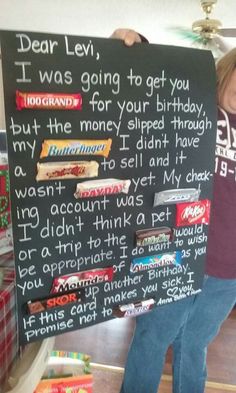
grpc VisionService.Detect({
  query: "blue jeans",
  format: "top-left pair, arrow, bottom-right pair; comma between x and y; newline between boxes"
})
120,275 -> 236,393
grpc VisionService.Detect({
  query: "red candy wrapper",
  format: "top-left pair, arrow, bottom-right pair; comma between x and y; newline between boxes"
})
35,374 -> 93,393
176,199 -> 211,227
51,266 -> 114,294
27,290 -> 85,315
16,90 -> 82,110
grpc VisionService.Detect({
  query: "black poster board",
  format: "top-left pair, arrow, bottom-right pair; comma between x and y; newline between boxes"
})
0,31 -> 217,345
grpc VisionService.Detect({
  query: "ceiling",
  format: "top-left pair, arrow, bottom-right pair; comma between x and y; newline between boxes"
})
0,0 -> 235,48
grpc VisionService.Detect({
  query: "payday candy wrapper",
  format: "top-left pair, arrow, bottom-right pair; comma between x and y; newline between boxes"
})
40,138 -> 112,158
136,226 -> 173,247
176,199 -> 211,227
131,251 -> 182,273
27,289 -> 85,314
113,298 -> 155,318
36,160 -> 99,181
51,266 -> 114,294
74,178 -> 131,198
154,188 -> 200,206
16,90 -> 82,110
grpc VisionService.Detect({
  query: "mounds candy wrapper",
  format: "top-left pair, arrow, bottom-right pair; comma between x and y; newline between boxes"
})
130,251 -> 182,273
176,199 -> 211,227
36,160 -> 99,181
50,266 -> 114,294
113,298 -> 155,318
40,138 -> 112,158
74,178 -> 131,199
16,90 -> 82,110
136,226 -> 173,247
153,188 -> 200,206
27,289 -> 85,314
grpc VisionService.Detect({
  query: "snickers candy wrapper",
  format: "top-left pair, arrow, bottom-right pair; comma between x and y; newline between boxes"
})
154,188 -> 200,206
131,251 -> 182,273
51,266 -> 114,294
16,90 -> 82,110
36,160 -> 99,181
27,289 -> 84,315
176,199 -> 211,227
136,226 -> 173,246
40,138 -> 112,158
113,298 -> 155,318
74,178 -> 131,199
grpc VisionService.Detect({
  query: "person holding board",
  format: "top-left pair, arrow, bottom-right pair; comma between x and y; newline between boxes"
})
111,29 -> 236,393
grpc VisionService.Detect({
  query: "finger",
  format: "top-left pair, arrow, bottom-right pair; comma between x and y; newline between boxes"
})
110,29 -> 127,40
124,30 -> 141,46
110,29 -> 141,46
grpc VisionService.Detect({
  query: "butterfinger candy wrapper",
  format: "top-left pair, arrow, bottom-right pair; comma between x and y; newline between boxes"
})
36,161 -> 99,181
40,138 -> 112,158
130,251 -> 182,273
154,188 -> 200,206
51,267 -> 114,294
113,298 -> 155,318
136,226 -> 173,247
176,199 -> 211,227
27,290 -> 84,314
16,90 -> 82,110
74,178 -> 131,199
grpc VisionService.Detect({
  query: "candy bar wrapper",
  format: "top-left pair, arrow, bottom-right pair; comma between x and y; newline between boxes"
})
113,298 -> 155,318
131,251 -> 182,273
51,267 -> 114,294
27,290 -> 85,315
35,374 -> 93,393
36,161 -> 99,181
154,188 -> 200,206
74,178 -> 131,199
16,90 -> 82,110
40,138 -> 112,159
136,226 -> 173,247
176,199 -> 211,227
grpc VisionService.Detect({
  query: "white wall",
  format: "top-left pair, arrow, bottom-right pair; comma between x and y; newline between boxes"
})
0,0 -> 200,43
1,0 -> 236,43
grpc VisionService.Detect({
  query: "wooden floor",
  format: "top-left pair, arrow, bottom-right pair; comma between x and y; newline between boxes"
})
55,308 -> 236,393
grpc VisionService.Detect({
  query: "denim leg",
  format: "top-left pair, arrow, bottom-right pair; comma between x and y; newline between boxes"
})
120,296 -> 194,393
172,275 -> 236,393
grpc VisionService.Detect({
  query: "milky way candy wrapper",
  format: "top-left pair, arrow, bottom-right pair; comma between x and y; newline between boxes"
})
154,188 -> 200,206
136,226 -> 173,247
